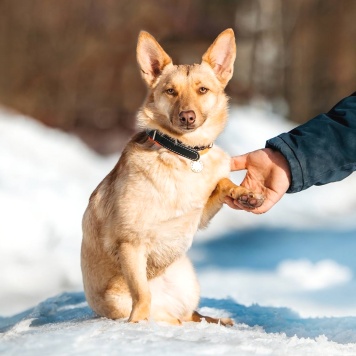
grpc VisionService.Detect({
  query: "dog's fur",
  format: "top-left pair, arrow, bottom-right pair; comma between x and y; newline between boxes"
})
81,29 -> 263,326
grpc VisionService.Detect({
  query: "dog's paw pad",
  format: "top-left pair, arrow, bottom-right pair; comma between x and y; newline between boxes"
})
236,192 -> 264,209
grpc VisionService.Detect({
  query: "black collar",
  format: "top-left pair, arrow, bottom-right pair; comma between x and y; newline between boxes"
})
146,130 -> 213,161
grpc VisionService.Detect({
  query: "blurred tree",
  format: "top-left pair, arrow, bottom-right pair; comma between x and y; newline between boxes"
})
281,0 -> 356,121
0,0 -> 355,153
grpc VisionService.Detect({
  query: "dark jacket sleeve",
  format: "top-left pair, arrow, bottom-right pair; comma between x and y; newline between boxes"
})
266,92 -> 356,193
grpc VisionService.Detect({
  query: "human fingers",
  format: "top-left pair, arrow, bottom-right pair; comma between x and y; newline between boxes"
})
224,196 -> 242,210
230,154 -> 248,171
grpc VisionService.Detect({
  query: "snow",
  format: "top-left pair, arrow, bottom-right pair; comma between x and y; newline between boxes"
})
276,259 -> 352,291
2,294 -> 356,355
1,105 -> 356,354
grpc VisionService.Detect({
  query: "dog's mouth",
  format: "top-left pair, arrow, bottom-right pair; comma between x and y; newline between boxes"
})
171,121 -> 197,133
180,123 -> 196,131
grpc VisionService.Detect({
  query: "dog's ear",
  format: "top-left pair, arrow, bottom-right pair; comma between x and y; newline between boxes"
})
137,31 -> 172,87
202,29 -> 236,87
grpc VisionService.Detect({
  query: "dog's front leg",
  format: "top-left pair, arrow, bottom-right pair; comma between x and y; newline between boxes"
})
118,242 -> 151,322
200,178 -> 264,228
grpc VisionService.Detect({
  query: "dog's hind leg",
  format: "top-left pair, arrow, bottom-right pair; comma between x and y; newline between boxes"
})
149,255 -> 200,325
101,290 -> 132,320
185,311 -> 234,327
149,255 -> 234,326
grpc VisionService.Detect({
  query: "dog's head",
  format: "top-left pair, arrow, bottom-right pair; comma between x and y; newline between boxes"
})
136,29 -> 236,146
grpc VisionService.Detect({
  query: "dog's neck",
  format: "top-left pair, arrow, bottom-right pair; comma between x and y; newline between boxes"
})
146,130 -> 213,161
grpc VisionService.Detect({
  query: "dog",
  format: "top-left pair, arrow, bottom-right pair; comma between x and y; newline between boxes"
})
81,28 -> 264,326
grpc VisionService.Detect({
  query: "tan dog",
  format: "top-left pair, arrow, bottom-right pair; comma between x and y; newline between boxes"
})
81,29 -> 263,326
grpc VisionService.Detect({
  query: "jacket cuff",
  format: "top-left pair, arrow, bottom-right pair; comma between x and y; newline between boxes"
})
265,136 -> 304,193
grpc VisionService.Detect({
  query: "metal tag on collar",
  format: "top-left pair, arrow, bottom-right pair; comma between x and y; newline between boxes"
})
190,160 -> 204,173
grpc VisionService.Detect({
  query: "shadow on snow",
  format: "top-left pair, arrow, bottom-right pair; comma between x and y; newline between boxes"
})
0,292 -> 95,333
1,292 -> 356,344
201,297 -> 356,344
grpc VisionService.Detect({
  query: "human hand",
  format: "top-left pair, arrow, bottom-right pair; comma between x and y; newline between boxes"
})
226,148 -> 291,214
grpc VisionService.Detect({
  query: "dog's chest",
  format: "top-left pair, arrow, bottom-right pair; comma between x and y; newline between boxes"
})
138,146 -> 230,215
142,148 -> 229,268
154,151 -> 218,207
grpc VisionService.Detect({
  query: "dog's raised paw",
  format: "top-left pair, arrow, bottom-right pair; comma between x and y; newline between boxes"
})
229,188 -> 264,209
238,192 -> 264,209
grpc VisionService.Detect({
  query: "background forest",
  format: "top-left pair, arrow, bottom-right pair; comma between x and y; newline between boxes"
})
0,0 -> 355,154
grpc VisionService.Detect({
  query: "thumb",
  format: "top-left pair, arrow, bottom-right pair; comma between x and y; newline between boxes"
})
230,154 -> 248,171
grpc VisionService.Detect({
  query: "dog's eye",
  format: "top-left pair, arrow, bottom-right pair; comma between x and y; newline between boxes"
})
199,87 -> 208,94
166,88 -> 176,95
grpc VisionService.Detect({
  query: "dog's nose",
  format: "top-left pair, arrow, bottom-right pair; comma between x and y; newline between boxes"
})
179,110 -> 196,125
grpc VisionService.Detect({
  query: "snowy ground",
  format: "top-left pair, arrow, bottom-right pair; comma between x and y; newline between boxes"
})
1,105 -> 356,354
